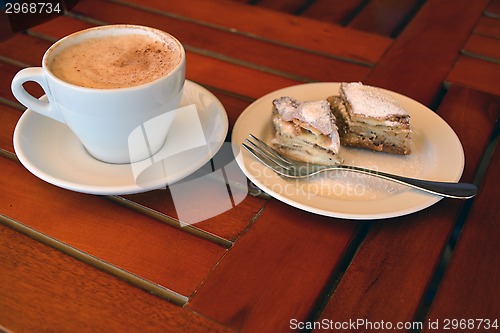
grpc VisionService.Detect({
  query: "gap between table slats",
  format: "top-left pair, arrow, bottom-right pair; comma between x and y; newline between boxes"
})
0,213 -> 189,306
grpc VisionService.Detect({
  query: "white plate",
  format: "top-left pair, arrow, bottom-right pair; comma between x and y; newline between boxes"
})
14,80 -> 229,195
232,82 -> 465,220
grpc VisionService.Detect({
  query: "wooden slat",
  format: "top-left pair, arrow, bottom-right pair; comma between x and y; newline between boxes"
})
25,15 -> 310,101
123,180 -> 267,242
1,2 -> 497,333
366,0 -> 490,106
474,16 -> 500,38
318,205 -> 466,331
0,21 -> 269,255
0,32 -> 57,104
0,26 -> 256,128
447,56 -> 500,97
70,0 -> 371,84
28,14 -> 94,40
0,104 -> 21,153
0,10 -> 13,42
0,62 -> 44,103
423,129 -> 500,331
462,34 -> 500,62
184,52 -> 303,99
188,199 -> 359,332
108,0 -> 392,65
348,0 -> 422,37
485,0 -> 500,17
0,33 -> 50,64
432,86 -> 499,177
234,0 -> 421,37
473,3 -> 500,100
249,0 -> 307,14
0,224 -> 233,333
0,20 -> 270,244
1,3 -> 361,244
315,85 -> 498,331
206,90 -> 254,129
301,0 -> 365,25
0,153 -> 227,297
4,30 -> 272,121
6,16 -> 300,101
119,141 -> 267,241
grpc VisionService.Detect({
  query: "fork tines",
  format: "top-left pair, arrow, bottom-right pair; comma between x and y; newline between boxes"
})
242,135 -> 291,174
248,135 -> 291,164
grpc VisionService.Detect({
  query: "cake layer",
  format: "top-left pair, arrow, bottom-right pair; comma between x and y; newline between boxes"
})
271,97 -> 341,165
329,83 -> 412,155
340,82 -> 409,122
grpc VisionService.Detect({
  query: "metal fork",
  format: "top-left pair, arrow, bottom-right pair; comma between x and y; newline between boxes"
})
242,134 -> 477,199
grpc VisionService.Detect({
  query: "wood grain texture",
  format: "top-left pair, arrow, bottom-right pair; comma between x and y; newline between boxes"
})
435,86 -> 499,181
27,12 -> 304,99
365,0 -> 490,106
0,224 -> 233,333
251,0 -> 307,14
2,16 -> 290,125
348,0 -> 422,37
0,155 -> 227,297
474,16 -> 500,38
423,130 -> 500,330
71,0 -> 371,84
315,85 -> 498,331
301,0 -> 365,25
123,182 -> 266,242
188,199 -> 359,332
0,33 -> 50,65
485,0 -> 500,17
108,0 -> 392,64
243,0 -> 420,38
206,90 -> 254,129
447,56 -> 500,97
462,34 -> 500,61
0,62 -> 44,103
1,0 -> 499,331
0,104 -> 21,153
448,9 -> 500,96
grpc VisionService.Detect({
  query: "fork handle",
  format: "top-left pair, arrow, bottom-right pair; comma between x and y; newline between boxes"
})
339,165 -> 477,199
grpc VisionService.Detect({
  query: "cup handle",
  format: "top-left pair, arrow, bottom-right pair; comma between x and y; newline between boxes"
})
11,67 -> 65,123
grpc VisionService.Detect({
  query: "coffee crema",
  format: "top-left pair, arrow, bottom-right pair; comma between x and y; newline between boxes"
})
49,34 -> 181,89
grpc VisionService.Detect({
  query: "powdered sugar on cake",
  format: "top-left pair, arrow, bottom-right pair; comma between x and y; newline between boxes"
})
272,96 -> 341,165
273,97 -> 335,136
273,96 -> 299,122
329,82 -> 412,155
341,82 -> 408,119
295,101 -> 335,135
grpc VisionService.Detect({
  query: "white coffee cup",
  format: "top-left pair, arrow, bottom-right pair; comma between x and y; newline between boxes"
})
11,24 -> 186,164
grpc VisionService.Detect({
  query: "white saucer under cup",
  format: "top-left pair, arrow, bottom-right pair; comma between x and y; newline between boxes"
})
13,80 -> 229,195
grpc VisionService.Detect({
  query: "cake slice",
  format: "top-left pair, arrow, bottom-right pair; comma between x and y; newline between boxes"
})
271,96 -> 342,165
328,82 -> 411,155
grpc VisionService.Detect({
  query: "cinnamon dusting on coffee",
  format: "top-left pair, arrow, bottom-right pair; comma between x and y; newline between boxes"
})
50,34 -> 181,89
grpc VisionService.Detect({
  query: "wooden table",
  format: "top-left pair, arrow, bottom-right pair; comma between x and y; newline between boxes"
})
1,0 -> 499,332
